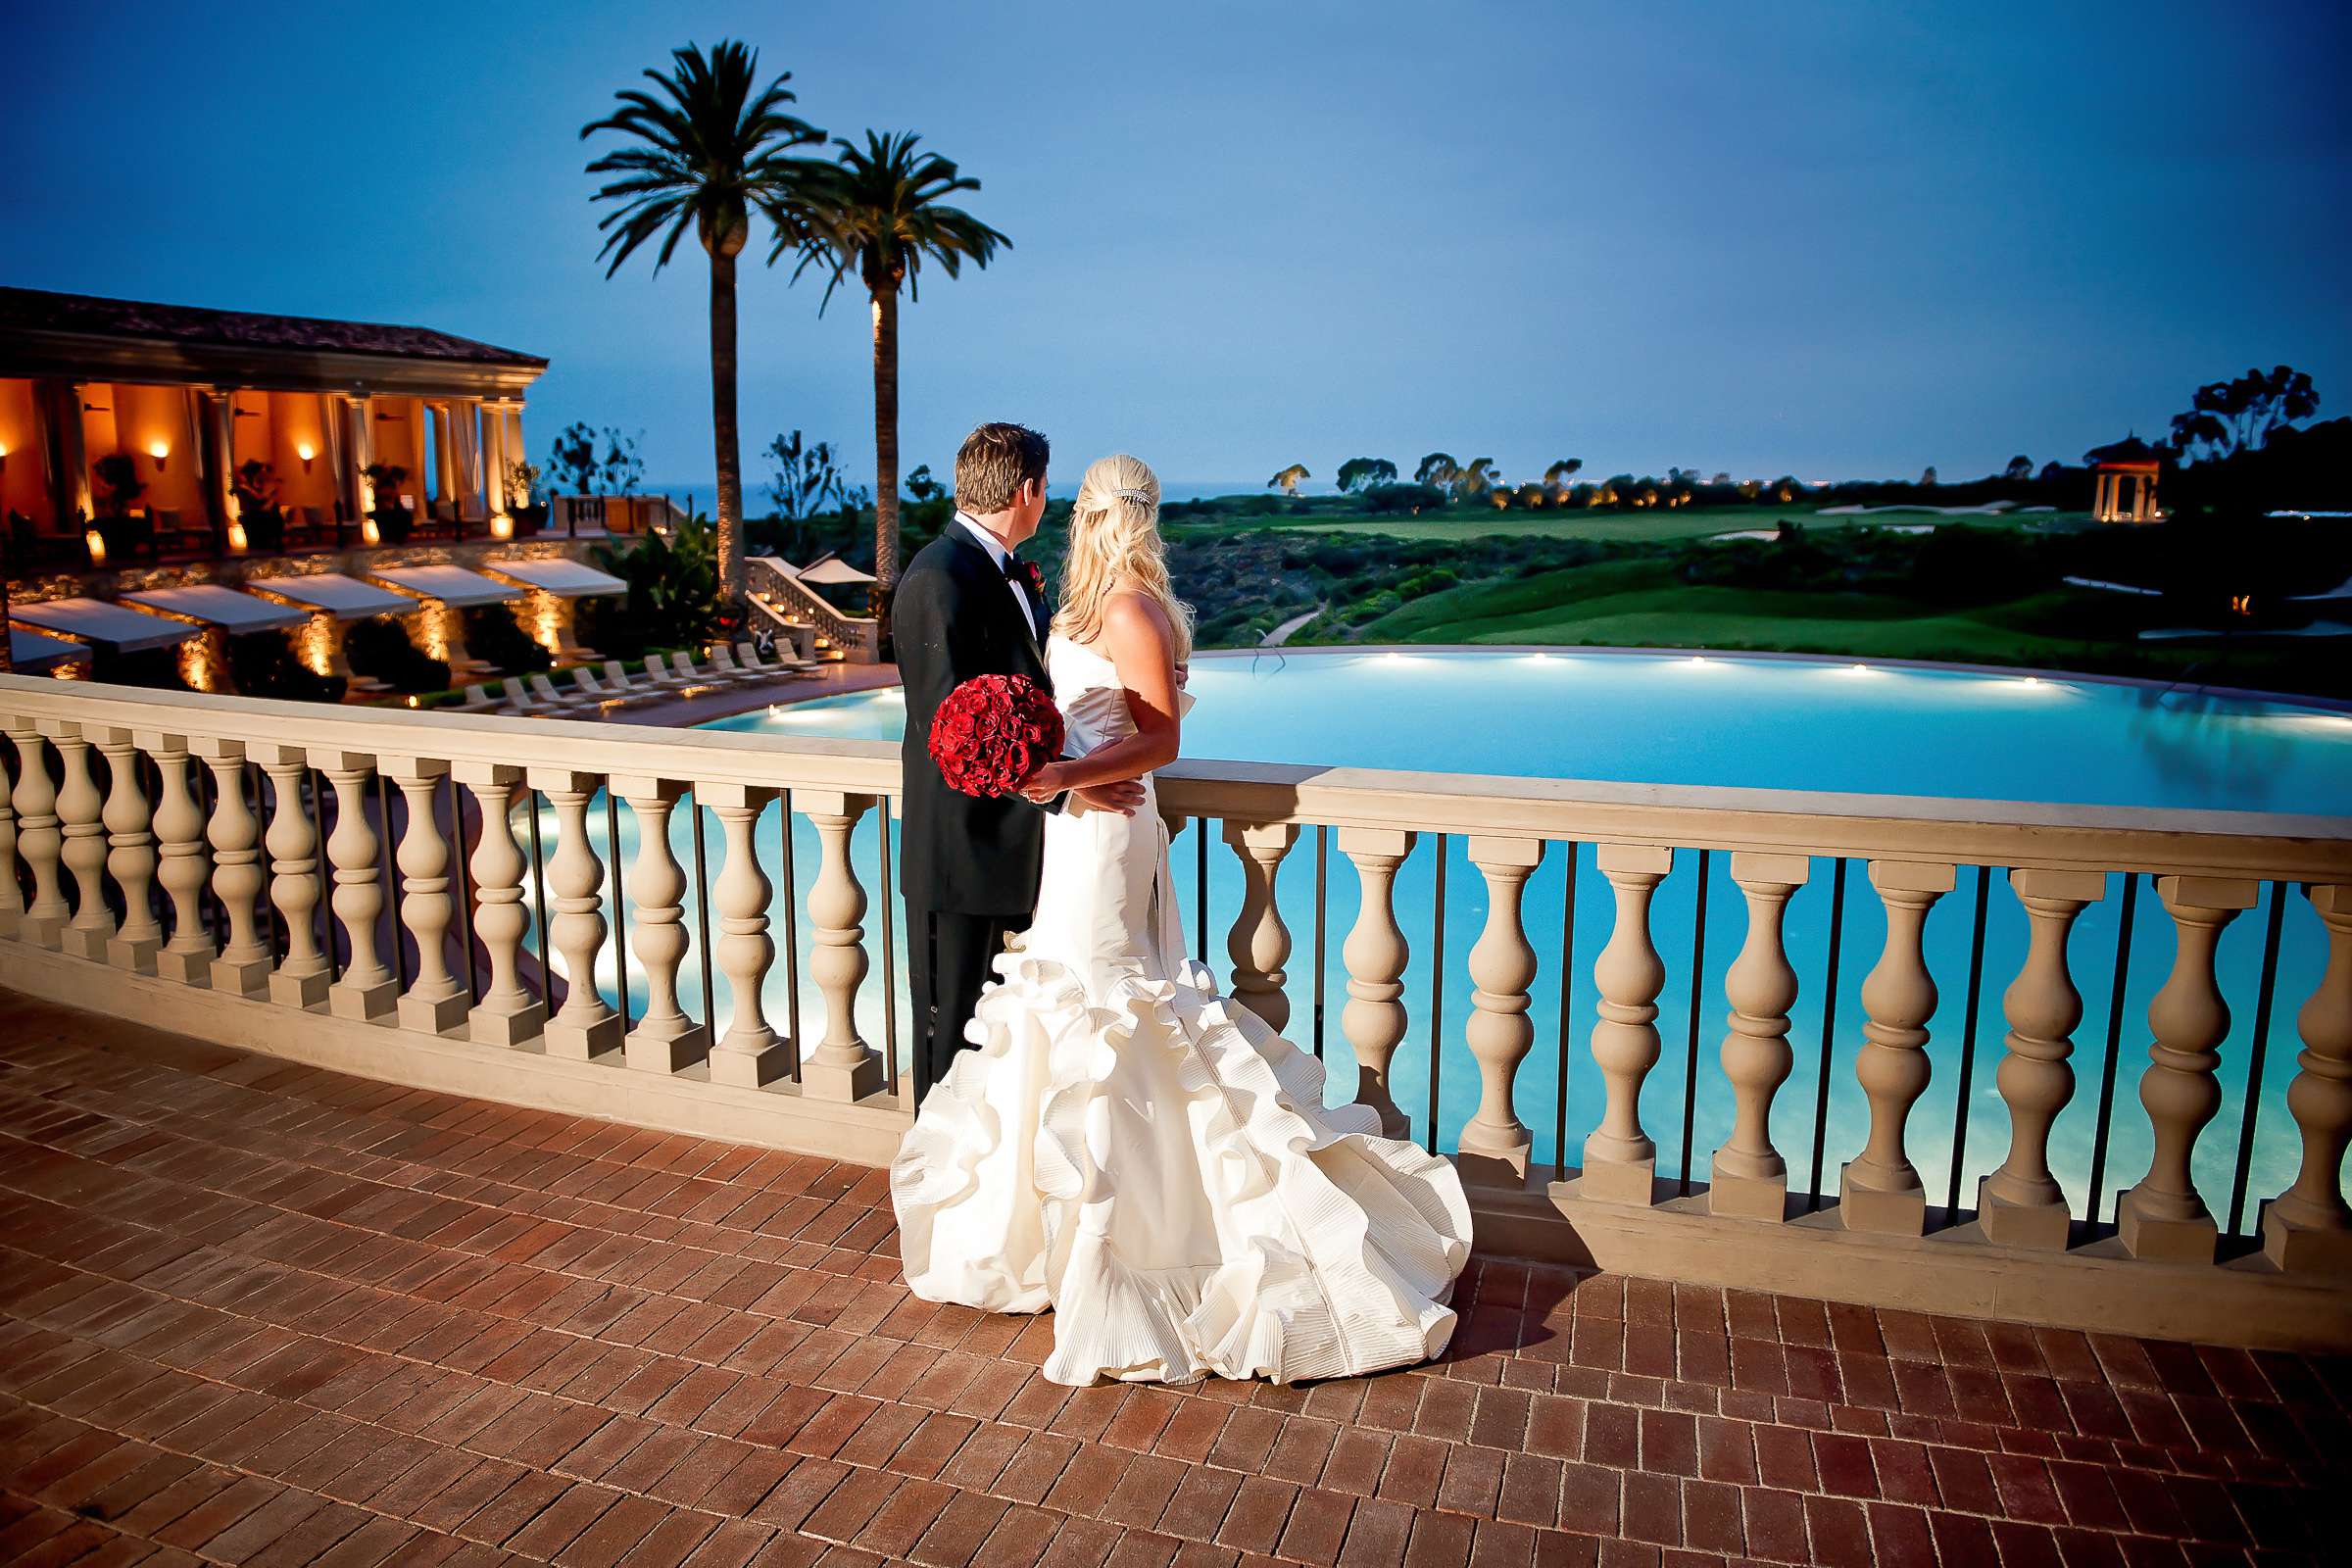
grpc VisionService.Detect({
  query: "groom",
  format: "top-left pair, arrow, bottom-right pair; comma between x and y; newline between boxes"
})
895,422 -> 1142,1105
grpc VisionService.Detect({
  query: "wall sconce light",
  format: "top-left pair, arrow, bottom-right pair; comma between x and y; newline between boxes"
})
295,442 -> 318,472
85,527 -> 108,566
148,441 -> 170,471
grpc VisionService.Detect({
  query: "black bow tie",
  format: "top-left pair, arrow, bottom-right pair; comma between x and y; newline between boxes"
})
1003,554 -> 1027,581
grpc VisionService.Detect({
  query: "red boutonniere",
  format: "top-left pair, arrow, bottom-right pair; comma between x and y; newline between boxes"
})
1012,558 -> 1044,595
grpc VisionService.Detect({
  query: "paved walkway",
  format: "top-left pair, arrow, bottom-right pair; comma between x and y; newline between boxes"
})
0,990 -> 2333,1567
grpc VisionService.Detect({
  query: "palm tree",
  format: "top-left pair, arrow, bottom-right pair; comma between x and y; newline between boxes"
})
581,41 -> 823,610
788,131 -> 1009,602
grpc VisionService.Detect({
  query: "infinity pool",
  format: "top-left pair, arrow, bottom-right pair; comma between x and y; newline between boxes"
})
557,651 -> 2350,1225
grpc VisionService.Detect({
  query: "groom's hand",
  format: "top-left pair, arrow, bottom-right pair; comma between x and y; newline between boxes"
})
1075,780 -> 1143,815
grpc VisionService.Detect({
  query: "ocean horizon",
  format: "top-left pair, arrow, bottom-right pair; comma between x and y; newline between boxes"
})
633,478 -> 1339,517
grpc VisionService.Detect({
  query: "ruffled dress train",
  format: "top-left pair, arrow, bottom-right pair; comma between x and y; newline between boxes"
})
889,639 -> 1473,1386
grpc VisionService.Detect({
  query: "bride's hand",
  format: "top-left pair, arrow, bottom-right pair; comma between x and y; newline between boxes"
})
1019,761 -> 1066,803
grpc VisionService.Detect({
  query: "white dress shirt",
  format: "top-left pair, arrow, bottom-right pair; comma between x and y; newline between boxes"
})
956,511 -> 1040,637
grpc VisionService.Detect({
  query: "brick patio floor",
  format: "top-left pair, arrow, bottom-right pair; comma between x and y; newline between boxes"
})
0,988 -> 2336,1567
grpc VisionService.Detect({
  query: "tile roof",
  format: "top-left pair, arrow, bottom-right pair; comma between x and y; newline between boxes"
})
0,285 -> 546,368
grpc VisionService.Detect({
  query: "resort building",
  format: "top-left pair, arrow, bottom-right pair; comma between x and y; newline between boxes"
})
2086,434 -> 2164,523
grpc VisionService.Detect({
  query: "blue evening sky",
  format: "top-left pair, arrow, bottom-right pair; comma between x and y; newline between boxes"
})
4,1 -> 2345,494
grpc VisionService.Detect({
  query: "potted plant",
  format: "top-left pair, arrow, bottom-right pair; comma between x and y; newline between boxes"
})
362,462 -> 413,544
231,460 -> 287,553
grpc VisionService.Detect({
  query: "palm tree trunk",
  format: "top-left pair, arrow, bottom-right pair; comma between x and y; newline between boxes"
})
710,246 -> 745,609
871,285 -> 900,597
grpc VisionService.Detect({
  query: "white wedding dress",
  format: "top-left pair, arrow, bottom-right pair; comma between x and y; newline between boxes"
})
890,634 -> 1473,1386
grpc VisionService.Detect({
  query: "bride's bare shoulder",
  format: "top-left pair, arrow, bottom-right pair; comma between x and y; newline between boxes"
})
1100,586 -> 1174,646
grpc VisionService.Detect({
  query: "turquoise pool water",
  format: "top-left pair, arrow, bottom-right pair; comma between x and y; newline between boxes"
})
548,651 -> 2348,1227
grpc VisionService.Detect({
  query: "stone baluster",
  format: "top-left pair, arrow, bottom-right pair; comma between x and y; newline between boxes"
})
1459,835 -> 1544,1186
798,790 -> 879,1100
1339,827 -> 1416,1137
2264,885 -> 2352,1274
1709,852 -> 1810,1219
1582,844 -> 1674,1204
1840,859 -> 1956,1234
2118,875 -> 2258,1262
9,722 -> 67,948
316,753 -> 395,1020
95,728 -> 161,973
1223,821 -> 1298,1032
615,776 -> 708,1072
196,741 -> 270,995
384,759 -> 467,1034
0,727 -> 20,940
1978,868 -> 2104,1249
48,721 -> 114,961
251,743 -> 329,1008
531,769 -> 621,1058
146,735 -> 215,985
456,762 -> 544,1046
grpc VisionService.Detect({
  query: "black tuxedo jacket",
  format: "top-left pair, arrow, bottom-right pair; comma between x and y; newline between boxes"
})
894,523 -> 1063,915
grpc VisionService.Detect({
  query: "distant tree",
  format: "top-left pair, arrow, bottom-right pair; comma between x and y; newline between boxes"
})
1709,471 -> 1732,486
762,428 -> 845,538
1667,466 -> 1701,487
1336,457 -> 1396,493
1414,453 -> 1460,491
547,422 -> 603,495
1267,464 -> 1311,496
1544,457 -> 1584,487
2003,455 -> 2034,481
1454,457 -> 1500,500
2038,462 -> 2065,484
904,463 -> 945,504
1919,465 -> 1938,487
1516,482 -> 1547,509
2169,366 -> 2320,463
601,427 -> 645,494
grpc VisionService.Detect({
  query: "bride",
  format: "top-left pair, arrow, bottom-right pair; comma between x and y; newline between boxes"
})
889,453 -> 1473,1387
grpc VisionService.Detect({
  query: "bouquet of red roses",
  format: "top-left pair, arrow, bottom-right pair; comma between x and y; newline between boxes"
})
927,672 -> 1066,798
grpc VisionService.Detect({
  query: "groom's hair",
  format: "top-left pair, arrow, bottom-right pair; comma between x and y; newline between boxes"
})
955,422 -> 1051,514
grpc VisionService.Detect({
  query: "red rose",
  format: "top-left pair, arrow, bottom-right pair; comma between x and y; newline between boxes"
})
928,672 -> 1065,797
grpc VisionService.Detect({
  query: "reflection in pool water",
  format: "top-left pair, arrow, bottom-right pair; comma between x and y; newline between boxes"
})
537,651 -> 2350,1223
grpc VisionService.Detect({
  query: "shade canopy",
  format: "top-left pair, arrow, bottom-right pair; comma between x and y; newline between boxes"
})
9,628 -> 93,671
797,556 -> 876,585
10,597 -> 199,652
122,584 -> 307,633
484,558 -> 627,598
247,571 -> 415,619
369,564 -> 523,607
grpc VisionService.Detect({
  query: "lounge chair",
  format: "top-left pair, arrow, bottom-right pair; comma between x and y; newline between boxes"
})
664,652 -> 729,693
739,639 -> 814,677
598,660 -> 662,703
452,683 -> 500,713
499,676 -> 551,716
567,667 -> 613,708
529,672 -> 595,712
704,646 -> 764,683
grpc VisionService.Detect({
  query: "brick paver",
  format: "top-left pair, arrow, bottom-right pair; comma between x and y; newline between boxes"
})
0,989 -> 2336,1565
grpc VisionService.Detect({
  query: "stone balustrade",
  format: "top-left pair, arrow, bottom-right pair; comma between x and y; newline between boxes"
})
3,672 -> 2349,1349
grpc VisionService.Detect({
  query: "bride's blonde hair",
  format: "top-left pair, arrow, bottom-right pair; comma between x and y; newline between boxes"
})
1053,453 -> 1195,663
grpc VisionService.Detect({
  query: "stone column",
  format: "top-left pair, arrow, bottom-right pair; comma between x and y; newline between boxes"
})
479,402 -> 508,521
429,402 -> 456,515
317,754 -> 396,1021
1582,843 -> 1673,1204
531,769 -> 621,1058
6,721 -> 66,948
1978,868 -> 2104,1249
1710,852 -> 1810,1219
252,744 -> 329,1008
614,777 -> 708,1073
1339,826 -> 1415,1137
338,395 -> 372,538
1459,835 -> 1544,1186
386,758 -> 468,1035
798,790 -> 880,1100
456,762 -> 545,1047
145,733 -> 215,986
2264,884 -> 2352,1274
47,721 -> 113,961
200,388 -> 237,544
96,728 -> 161,973
2119,875 -> 2258,1261
1839,858 -> 1955,1235
0,730 -> 20,938
195,741 -> 270,995
1224,820 -> 1298,1032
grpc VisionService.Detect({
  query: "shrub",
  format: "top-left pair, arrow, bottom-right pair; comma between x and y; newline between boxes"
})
463,606 -> 554,674
227,632 -> 346,703
345,615 -> 450,693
